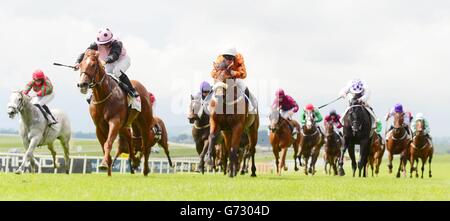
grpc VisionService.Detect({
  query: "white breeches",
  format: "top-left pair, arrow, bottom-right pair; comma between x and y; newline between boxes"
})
105,55 -> 131,78
31,93 -> 54,106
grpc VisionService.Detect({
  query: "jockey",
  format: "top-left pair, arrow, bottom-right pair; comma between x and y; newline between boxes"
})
339,79 -> 377,128
376,118 -> 383,135
272,89 -> 299,136
300,104 -> 323,125
198,81 -> 213,101
74,28 -> 139,104
411,113 -> 432,141
23,70 -> 57,126
148,92 -> 162,139
149,92 -> 155,106
324,109 -> 343,137
210,45 -> 258,110
385,103 -> 412,135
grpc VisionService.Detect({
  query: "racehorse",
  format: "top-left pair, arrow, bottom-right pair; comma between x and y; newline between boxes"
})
323,122 -> 341,176
268,108 -> 300,176
188,94 -> 224,172
339,99 -> 373,177
77,50 -> 154,176
113,116 -> 173,169
298,109 -> 324,176
386,112 -> 411,178
7,91 -> 71,174
367,133 -> 384,177
202,71 -> 259,177
409,119 -> 433,178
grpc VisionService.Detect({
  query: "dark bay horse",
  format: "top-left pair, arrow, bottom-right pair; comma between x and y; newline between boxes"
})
339,100 -> 373,177
409,119 -> 433,178
78,50 -> 154,176
268,109 -> 300,176
386,112 -> 411,178
202,73 -> 259,178
188,94 -> 224,172
367,133 -> 384,177
323,122 -> 342,176
298,110 -> 324,176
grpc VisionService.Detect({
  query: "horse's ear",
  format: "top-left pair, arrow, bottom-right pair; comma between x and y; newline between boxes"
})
190,95 -> 194,100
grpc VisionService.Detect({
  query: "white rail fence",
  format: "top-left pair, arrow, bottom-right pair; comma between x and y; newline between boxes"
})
0,152 -> 204,174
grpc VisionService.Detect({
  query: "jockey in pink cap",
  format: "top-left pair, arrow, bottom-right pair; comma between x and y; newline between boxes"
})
23,70 -> 57,126
74,28 -> 138,105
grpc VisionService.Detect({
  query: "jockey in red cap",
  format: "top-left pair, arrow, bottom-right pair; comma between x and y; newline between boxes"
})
23,70 -> 57,126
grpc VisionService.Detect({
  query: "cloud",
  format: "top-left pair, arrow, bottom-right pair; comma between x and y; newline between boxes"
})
0,0 -> 449,136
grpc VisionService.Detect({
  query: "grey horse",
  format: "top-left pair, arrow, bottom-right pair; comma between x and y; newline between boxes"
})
7,91 -> 71,174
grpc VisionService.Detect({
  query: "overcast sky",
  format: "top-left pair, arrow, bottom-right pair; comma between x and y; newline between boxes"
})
1,0 -> 449,136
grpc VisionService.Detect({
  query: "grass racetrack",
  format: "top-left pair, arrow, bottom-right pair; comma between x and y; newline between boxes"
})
1,155 -> 448,201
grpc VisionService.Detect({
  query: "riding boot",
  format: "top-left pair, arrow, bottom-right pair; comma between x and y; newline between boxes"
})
119,74 -> 139,98
34,104 -> 50,125
244,88 -> 258,111
153,124 -> 162,139
42,105 -> 57,125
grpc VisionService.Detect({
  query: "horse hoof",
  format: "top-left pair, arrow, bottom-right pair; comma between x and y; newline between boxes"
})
240,171 -> 245,175
338,168 -> 345,176
98,163 -> 108,171
396,174 -> 400,178
294,167 -> 299,172
14,170 -> 23,175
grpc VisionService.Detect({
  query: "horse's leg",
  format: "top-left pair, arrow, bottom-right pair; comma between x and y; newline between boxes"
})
248,125 -> 258,178
409,151 -> 415,178
421,157 -> 425,179
428,151 -> 433,178
159,139 -> 173,168
141,127 -> 152,176
348,144 -> 356,177
16,137 -> 41,174
101,120 -> 121,176
304,152 -> 310,175
387,150 -> 393,174
198,140 -> 208,174
338,140 -> 348,176
47,142 -> 59,169
396,153 -> 404,178
333,157 -> 338,176
279,146 -> 288,176
119,128 -> 135,174
230,127 -> 243,178
359,140 -> 370,178
293,143 -> 299,172
223,150 -> 228,175
59,136 -> 71,174
273,146 -> 280,175
206,125 -> 221,168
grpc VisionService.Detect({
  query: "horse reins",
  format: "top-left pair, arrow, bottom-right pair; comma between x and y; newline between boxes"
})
81,57 -> 113,105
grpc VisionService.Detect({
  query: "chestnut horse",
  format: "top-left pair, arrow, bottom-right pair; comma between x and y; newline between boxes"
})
77,50 -> 154,176
298,110 -> 324,176
367,133 -> 384,177
323,122 -> 342,176
202,73 -> 259,178
268,108 -> 300,176
409,119 -> 433,178
114,116 -> 173,169
386,112 -> 411,178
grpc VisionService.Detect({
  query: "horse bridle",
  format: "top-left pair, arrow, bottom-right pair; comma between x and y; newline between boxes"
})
189,98 -> 210,129
268,111 -> 283,132
78,57 -> 107,89
301,113 -> 319,137
8,92 -> 26,114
